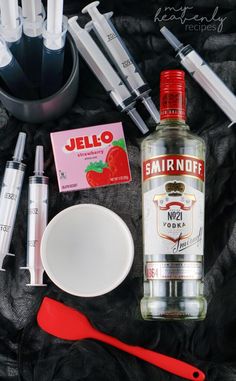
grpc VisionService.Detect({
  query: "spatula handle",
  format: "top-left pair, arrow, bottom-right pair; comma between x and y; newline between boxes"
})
93,331 -> 205,381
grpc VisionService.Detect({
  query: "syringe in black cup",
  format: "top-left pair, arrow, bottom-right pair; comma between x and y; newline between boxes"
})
21,146 -> 48,286
0,132 -> 26,271
0,0 -> 24,66
41,0 -> 68,98
0,36 -> 37,100
160,26 -> 236,127
22,0 -> 45,87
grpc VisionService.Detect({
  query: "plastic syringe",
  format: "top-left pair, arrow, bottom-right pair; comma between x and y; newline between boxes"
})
41,0 -> 68,98
161,26 -> 236,127
82,1 -> 160,124
0,37 -> 37,100
68,17 -> 149,134
21,146 -> 48,286
0,132 -> 26,271
22,0 -> 45,87
0,0 -> 24,66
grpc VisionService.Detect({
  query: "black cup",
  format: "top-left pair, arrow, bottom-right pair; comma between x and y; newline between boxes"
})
0,34 -> 79,123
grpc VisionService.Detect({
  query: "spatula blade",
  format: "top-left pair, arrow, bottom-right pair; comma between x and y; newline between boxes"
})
37,297 -> 87,340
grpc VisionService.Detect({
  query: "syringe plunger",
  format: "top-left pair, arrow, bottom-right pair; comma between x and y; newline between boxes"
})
127,108 -> 149,134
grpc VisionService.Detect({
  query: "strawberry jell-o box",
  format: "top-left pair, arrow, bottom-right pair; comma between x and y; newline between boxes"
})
50,122 -> 132,192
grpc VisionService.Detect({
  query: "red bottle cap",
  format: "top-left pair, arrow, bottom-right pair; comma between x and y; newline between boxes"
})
160,70 -> 186,121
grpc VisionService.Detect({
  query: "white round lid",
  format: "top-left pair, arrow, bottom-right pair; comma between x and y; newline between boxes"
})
41,204 -> 134,297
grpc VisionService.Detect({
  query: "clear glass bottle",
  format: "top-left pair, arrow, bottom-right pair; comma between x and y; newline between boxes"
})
141,70 -> 207,320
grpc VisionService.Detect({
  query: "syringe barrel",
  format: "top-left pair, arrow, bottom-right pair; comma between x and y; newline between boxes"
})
0,56 -> 37,99
178,46 -> 236,124
41,45 -> 65,98
41,16 -> 68,97
85,10 -> 148,97
22,0 -> 45,37
43,16 -> 67,51
8,38 -> 24,68
22,2 -> 45,86
26,177 -> 48,277
0,4 -> 22,43
68,16 -> 148,133
23,35 -> 43,86
68,17 -> 133,108
0,161 -> 25,269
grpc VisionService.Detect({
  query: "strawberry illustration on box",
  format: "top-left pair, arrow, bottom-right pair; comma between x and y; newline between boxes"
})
51,123 -> 132,192
85,139 -> 131,187
86,161 -> 112,187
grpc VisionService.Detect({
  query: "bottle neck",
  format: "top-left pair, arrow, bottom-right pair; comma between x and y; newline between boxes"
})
157,118 -> 189,131
160,92 -> 186,124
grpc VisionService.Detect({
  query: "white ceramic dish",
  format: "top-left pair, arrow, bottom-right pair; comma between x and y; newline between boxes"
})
41,204 -> 134,297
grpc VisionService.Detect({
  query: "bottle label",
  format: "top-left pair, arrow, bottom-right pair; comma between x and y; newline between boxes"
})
143,156 -> 204,256
143,155 -> 204,182
146,262 -> 202,280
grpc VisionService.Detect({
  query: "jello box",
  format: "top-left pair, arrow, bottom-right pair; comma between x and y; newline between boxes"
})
51,122 -> 132,192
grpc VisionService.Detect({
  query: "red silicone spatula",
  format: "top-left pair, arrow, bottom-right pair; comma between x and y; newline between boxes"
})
37,297 -> 205,381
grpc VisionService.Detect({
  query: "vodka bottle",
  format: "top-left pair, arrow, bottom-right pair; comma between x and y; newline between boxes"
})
141,70 -> 207,320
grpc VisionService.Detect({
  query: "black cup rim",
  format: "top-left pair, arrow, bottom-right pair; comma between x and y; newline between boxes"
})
0,33 -> 79,105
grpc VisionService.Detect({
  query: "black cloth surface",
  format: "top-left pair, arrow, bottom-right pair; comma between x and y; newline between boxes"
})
0,0 -> 236,380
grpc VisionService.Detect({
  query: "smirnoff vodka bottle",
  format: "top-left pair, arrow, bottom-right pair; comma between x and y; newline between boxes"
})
141,70 -> 207,320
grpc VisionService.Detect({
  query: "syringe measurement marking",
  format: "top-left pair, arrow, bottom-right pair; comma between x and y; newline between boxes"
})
28,240 -> 39,248
0,225 -> 11,232
122,59 -> 133,68
107,33 -> 117,42
29,208 -> 39,215
4,193 -> 17,201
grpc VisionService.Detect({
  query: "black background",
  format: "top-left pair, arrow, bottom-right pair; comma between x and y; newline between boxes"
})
0,0 -> 236,380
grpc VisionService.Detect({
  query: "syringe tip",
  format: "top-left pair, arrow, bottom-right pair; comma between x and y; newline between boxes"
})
27,268 -> 47,286
142,96 -> 160,124
127,108 -> 149,134
13,132 -> 26,162
160,26 -> 183,51
34,145 -> 44,176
